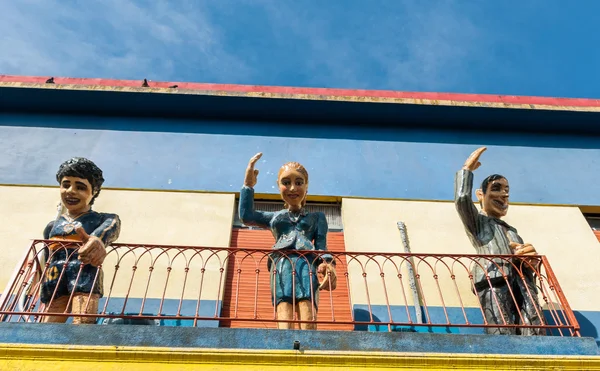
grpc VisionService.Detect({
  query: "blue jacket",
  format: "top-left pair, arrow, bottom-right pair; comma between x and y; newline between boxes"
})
239,186 -> 332,261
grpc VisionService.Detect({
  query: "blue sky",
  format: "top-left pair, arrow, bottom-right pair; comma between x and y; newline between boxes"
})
1,0 -> 599,98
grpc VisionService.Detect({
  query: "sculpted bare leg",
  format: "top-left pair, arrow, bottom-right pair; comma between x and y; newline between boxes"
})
277,302 -> 294,329
296,300 -> 317,330
71,293 -> 100,324
41,296 -> 70,323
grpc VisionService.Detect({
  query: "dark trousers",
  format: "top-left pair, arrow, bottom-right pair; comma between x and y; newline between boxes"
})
477,272 -> 544,335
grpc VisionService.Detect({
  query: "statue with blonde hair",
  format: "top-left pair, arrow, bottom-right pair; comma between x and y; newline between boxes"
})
239,153 -> 336,330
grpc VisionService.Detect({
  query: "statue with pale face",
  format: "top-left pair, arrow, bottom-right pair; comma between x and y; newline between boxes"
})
455,147 -> 543,335
40,157 -> 121,324
239,153 -> 336,330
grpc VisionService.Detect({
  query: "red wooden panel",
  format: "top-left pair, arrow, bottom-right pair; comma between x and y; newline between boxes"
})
221,229 -> 352,330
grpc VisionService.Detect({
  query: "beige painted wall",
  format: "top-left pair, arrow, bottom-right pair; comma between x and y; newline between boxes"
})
0,186 -> 236,306
341,198 -> 600,311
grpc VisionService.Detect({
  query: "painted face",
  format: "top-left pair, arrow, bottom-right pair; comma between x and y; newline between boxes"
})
60,176 -> 94,216
278,167 -> 307,211
480,178 -> 509,218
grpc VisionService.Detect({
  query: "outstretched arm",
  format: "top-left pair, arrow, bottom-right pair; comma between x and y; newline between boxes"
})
239,186 -> 274,227
455,147 -> 486,237
455,169 -> 480,237
238,153 -> 274,227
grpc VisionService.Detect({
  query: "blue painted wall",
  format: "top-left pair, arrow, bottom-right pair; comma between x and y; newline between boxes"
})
2,113 -> 600,205
97,298 -> 220,327
353,305 -> 599,344
1,296 -> 220,328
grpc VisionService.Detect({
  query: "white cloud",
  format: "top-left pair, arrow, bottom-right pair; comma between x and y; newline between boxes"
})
0,0 -> 252,82
252,0 -> 491,92
0,0 -> 494,92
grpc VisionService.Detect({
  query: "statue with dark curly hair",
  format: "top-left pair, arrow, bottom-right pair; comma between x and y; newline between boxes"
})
40,157 -> 121,324
55,157 -> 105,206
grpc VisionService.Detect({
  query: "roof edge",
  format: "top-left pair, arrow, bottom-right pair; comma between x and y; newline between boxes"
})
2,74 -> 600,110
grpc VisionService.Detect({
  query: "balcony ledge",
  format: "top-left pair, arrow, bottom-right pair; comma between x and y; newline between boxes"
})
0,323 -> 596,356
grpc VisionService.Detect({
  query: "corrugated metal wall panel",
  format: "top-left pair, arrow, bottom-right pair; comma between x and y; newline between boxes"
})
233,201 -> 343,230
221,229 -> 352,330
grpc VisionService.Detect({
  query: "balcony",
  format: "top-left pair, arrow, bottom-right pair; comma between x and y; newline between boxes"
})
0,239 -> 581,337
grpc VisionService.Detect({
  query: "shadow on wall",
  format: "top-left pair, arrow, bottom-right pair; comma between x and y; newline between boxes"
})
544,306 -> 599,345
353,306 -> 598,341
3,113 -> 600,150
574,311 -> 599,346
352,307 -> 467,334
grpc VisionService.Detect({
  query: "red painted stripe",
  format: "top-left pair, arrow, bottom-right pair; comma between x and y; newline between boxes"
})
2,74 -> 600,108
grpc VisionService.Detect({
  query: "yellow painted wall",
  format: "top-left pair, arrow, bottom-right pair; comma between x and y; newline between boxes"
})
502,205 -> 600,311
341,198 -> 600,311
0,186 -> 236,307
1,344 -> 599,371
341,198 -> 476,308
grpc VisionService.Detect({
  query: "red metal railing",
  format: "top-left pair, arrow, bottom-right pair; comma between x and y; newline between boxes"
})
0,240 -> 580,336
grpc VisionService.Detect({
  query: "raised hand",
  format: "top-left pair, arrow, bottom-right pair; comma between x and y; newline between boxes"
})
244,152 -> 263,188
75,226 -> 107,267
463,147 -> 487,172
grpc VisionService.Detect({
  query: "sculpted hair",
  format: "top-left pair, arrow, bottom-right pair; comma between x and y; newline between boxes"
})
278,162 -> 309,208
56,157 -> 105,206
479,173 -> 507,208
481,174 -> 506,194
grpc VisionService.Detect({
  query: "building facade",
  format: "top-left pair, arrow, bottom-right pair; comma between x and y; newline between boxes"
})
1,75 -> 600,369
